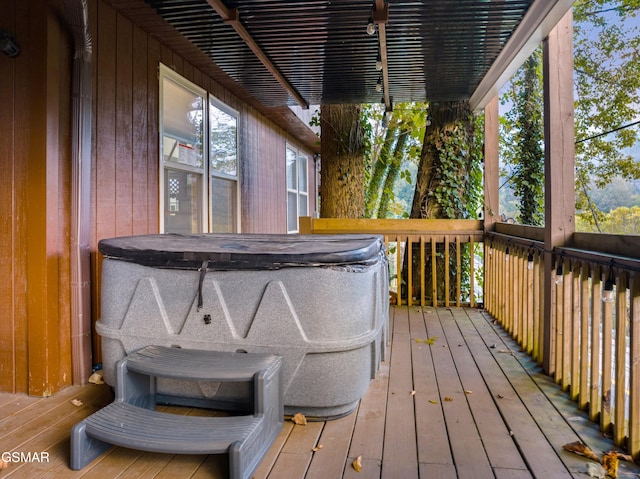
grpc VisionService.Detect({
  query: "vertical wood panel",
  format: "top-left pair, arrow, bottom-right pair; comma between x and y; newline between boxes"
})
132,25 -> 149,234
115,14 -> 133,236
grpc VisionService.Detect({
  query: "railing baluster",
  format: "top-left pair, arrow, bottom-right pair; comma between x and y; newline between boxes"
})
614,271 -> 628,447
601,266 -> 614,433
407,236 -> 414,307
444,235 -> 450,308
570,260 -> 580,401
469,237 -> 475,308
590,264 -> 602,423
420,236 -> 426,306
629,273 -> 640,460
579,263 -> 590,410
431,239 -> 437,307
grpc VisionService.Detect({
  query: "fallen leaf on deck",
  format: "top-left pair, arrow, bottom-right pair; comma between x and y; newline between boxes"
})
0,458 -> 8,470
498,349 -> 513,354
415,338 -> 423,343
612,451 -> 633,462
602,451 -> 619,478
586,462 -> 606,478
429,399 -> 439,404
425,336 -> 438,345
71,399 -> 84,407
444,396 -> 453,402
497,394 -> 505,399
312,444 -> 323,452
88,371 -> 104,384
353,455 -> 362,472
464,390 -> 473,394
291,412 -> 307,425
562,441 -> 600,462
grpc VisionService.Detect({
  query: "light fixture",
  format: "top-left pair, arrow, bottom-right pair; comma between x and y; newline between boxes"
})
367,15 -> 375,35
376,74 -> 382,92
0,29 -> 20,57
376,51 -> 382,71
602,267 -> 615,303
554,263 -> 563,285
527,252 -> 534,270
504,247 -> 510,262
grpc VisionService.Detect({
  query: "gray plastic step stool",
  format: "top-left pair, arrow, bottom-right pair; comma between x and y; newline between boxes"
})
70,345 -> 283,479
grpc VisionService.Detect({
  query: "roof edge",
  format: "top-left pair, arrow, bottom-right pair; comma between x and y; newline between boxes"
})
469,0 -> 574,111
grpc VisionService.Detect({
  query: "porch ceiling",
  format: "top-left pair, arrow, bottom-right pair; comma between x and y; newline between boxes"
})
106,0 -> 573,126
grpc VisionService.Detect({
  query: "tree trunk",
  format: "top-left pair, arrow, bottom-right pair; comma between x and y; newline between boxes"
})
406,101 -> 477,303
377,124 -> 410,218
410,101 -> 475,219
365,119 -> 398,217
320,104 -> 366,218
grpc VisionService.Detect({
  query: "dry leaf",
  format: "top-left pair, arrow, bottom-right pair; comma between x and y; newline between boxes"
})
602,451 -> 619,478
312,444 -> 323,452
410,390 -> 416,396
429,399 -> 439,404
586,462 -> 607,479
291,412 -> 307,425
71,399 -> 84,407
88,371 -> 104,385
464,390 -> 473,394
497,394 -> 505,399
562,441 -> 600,462
444,396 -> 453,402
0,458 -> 8,470
612,451 -> 633,462
415,338 -> 423,343
425,336 -> 438,345
353,455 -> 362,472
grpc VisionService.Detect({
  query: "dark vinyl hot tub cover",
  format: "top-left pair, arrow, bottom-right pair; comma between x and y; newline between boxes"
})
98,233 -> 386,272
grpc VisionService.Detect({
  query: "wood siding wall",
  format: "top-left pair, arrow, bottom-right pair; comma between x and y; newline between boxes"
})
0,0 -> 73,395
0,0 -> 316,394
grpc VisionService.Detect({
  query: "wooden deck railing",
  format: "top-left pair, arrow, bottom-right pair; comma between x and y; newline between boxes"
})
486,229 -> 640,459
299,217 -> 484,307
301,217 -> 640,459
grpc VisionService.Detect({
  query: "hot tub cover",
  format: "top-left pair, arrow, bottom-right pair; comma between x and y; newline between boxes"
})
98,233 -> 385,271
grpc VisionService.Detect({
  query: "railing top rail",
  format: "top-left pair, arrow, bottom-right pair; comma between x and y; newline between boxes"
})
300,217 -> 483,236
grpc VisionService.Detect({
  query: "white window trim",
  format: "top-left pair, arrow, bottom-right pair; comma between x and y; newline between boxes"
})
286,143 -> 309,234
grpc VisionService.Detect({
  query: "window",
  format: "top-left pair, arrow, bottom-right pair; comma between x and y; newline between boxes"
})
286,144 -> 309,233
160,64 -> 239,234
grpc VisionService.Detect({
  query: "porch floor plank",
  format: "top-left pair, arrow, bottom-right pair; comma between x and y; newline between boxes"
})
2,306 -> 640,479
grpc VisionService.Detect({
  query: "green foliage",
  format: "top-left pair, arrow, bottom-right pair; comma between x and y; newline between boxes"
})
573,0 -> 640,214
363,102 -> 427,218
577,205 -> 640,233
500,1 -> 640,226
500,50 -> 544,225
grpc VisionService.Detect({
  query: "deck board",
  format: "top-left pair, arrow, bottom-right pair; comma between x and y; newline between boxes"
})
2,306 -> 639,479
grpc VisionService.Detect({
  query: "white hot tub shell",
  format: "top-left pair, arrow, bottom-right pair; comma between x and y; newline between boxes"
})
96,233 -> 389,419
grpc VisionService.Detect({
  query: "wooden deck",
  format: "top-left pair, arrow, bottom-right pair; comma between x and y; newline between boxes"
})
2,306 -> 639,478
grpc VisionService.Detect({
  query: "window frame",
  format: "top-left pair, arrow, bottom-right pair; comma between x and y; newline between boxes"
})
286,143 -> 309,234
159,64 -> 240,234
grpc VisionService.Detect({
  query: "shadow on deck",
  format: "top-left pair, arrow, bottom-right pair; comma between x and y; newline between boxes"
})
1,306 -> 639,478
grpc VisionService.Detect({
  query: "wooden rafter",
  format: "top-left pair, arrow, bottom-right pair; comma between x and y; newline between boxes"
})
205,0 -> 309,108
374,0 -> 391,111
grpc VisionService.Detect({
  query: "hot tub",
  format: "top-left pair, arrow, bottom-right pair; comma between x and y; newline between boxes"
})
96,233 -> 388,419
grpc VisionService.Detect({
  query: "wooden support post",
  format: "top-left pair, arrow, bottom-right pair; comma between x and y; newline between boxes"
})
542,9 -> 575,375
483,96 -> 499,233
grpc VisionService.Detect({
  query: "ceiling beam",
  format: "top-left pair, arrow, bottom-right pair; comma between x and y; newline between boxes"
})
469,0 -> 574,111
374,0 -> 391,112
205,0 -> 309,109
